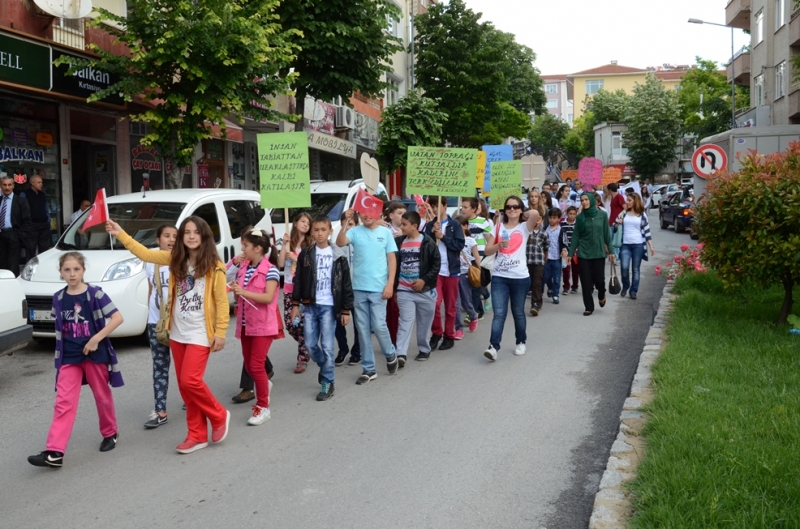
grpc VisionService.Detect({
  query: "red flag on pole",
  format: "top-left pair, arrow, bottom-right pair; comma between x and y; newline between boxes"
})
83,188 -> 109,230
353,187 -> 384,220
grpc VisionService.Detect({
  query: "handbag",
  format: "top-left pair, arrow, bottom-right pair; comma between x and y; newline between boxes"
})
611,213 -> 625,249
608,261 -> 621,295
154,265 -> 171,346
468,264 -> 482,287
480,222 -> 502,271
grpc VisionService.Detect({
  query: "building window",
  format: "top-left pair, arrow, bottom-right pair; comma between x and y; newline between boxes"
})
567,113 -> 573,123
754,74 -> 764,106
776,0 -> 786,29
386,77 -> 400,107
612,131 -> 628,160
386,15 -> 398,37
674,84 -> 681,92
775,62 -> 786,99
545,84 -> 558,94
756,10 -> 764,44
545,99 -> 558,109
586,80 -> 604,95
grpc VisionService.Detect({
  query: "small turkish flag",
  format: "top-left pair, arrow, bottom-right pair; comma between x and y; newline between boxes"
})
83,188 -> 109,230
413,194 -> 427,216
353,187 -> 384,220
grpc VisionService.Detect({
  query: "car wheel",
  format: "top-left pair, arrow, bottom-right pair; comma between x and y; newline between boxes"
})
674,219 -> 684,234
690,230 -> 699,240
660,214 -> 668,229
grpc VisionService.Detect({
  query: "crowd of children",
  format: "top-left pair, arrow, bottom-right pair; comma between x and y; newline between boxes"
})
27,180 -> 652,468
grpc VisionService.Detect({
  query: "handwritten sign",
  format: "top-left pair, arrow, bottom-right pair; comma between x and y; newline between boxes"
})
578,157 -> 603,188
406,147 -> 478,196
601,167 -> 622,186
489,160 -> 522,211
482,144 -> 513,192
257,131 -> 311,208
475,150 -> 487,190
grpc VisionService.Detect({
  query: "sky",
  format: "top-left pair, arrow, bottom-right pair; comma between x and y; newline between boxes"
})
462,0 -> 751,75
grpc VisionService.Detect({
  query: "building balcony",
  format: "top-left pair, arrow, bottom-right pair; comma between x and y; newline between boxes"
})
789,83 -> 800,119
726,0 -> 751,30
727,51 -> 750,86
790,8 -> 800,47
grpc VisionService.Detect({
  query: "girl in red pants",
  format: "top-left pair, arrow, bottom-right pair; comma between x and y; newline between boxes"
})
28,252 -> 124,468
108,217 -> 230,455
228,228 -> 282,425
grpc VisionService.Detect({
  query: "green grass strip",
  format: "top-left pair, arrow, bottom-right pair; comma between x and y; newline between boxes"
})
630,272 -> 800,529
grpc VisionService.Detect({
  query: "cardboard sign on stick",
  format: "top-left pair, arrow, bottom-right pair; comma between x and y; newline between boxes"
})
360,153 -> 380,194
406,147 -> 477,197
482,145 -> 513,192
489,160 -> 522,211
257,132 -> 311,209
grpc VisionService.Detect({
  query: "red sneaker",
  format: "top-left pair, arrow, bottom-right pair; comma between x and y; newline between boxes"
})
468,319 -> 478,332
176,439 -> 208,454
454,329 -> 464,340
211,410 -> 231,443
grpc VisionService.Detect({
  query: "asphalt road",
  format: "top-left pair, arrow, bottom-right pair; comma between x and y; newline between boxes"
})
0,220 -> 690,529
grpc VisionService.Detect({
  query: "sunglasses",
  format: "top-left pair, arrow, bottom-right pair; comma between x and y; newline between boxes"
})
505,204 -> 522,211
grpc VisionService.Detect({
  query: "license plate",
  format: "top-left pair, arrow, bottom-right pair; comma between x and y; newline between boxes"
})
30,309 -> 54,322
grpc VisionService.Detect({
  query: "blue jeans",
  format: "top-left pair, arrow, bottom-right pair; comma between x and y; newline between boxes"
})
353,290 -> 396,373
620,243 -> 645,296
303,304 -> 336,384
544,259 -> 561,298
489,275 -> 531,352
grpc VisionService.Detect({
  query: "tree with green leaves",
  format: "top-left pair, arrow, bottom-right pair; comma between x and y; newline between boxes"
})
678,57 -> 749,141
276,0 -> 403,127
414,0 -> 544,146
624,75 -> 683,178
529,113 -> 570,166
376,90 -> 447,172
581,89 -> 630,155
64,0 -> 299,188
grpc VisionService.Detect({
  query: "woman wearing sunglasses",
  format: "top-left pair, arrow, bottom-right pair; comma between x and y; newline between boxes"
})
482,196 -> 541,361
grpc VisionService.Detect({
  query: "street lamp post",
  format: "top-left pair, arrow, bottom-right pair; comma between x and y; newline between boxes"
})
688,18 -> 737,129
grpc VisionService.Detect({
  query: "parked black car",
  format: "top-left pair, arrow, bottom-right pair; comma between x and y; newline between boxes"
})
659,192 -> 693,233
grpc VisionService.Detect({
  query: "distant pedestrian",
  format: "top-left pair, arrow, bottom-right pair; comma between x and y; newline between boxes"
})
25,173 -> 53,259
28,252 -> 124,469
543,208 -> 566,305
69,199 -> 91,225
0,173 -> 32,277
613,194 -> 655,300
279,212 -> 312,373
568,193 -> 614,316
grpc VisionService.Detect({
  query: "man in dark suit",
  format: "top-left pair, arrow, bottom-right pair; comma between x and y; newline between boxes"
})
0,173 -> 32,277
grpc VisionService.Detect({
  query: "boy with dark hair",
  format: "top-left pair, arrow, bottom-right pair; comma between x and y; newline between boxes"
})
291,216 -> 354,401
424,196 -> 465,352
525,211 -> 548,316
394,211 -> 441,362
544,207 -> 566,304
560,206 -> 579,294
460,196 -> 494,320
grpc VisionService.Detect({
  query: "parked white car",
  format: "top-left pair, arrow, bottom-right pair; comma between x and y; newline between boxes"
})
270,179 -> 389,248
0,270 -> 32,357
18,189 -> 273,338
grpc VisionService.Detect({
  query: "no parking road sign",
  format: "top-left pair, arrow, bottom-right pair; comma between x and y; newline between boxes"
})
691,144 -> 728,179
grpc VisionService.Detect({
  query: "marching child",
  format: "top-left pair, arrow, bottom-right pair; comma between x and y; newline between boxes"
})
526,213 -> 548,316
28,252 -> 124,468
544,207 -> 567,304
394,211 -> 440,363
560,206 -> 579,294
456,215 -> 480,332
334,210 -> 361,366
107,216 -> 230,455
291,215 -> 354,401
383,201 -> 407,236
228,228 -> 282,425
144,225 -> 178,429
279,212 -> 313,373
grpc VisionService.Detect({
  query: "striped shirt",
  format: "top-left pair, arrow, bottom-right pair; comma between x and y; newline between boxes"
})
467,216 -> 493,254
398,235 -> 423,291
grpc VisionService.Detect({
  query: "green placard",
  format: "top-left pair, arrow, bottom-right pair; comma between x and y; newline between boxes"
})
0,32 -> 50,90
257,132 -> 311,209
489,160 -> 522,211
406,147 -> 477,196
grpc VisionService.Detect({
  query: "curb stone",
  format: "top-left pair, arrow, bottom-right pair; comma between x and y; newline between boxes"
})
588,279 -> 675,529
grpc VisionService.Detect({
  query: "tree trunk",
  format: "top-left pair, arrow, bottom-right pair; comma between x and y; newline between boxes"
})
294,89 -> 306,132
778,275 -> 794,325
167,166 -> 183,189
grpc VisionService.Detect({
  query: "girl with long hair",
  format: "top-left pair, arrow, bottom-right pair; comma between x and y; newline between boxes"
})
279,212 -> 312,373
527,189 -> 546,219
107,217 -> 230,455
613,193 -> 655,300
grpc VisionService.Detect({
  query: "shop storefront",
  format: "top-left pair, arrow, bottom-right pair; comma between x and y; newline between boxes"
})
304,99 -> 357,181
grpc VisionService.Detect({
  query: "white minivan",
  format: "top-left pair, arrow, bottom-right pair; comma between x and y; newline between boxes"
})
18,189 -> 273,338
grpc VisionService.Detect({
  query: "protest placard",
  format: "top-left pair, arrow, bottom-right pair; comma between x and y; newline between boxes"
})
578,157 -> 603,188
489,160 -> 522,211
406,147 -> 478,196
257,132 -> 311,209
482,144 -> 513,192
475,151 -> 487,190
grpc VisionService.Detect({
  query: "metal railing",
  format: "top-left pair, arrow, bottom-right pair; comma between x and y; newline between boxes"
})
51,18 -> 85,50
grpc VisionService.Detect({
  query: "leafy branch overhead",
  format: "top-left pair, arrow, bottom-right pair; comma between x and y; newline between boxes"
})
376,90 -> 447,172
59,0 -> 299,188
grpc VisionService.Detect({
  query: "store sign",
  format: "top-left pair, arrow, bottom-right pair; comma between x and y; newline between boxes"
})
304,97 -> 336,135
52,50 -> 124,105
131,144 -> 162,171
306,130 -> 356,159
197,164 -> 210,188
0,146 -> 45,163
353,112 -> 379,151
0,33 -> 50,90
36,132 -> 53,147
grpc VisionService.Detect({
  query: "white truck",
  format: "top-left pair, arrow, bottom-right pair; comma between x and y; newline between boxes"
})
0,269 -> 32,357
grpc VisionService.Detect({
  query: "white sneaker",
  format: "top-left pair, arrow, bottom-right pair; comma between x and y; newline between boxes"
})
514,343 -> 527,356
247,405 -> 271,426
483,346 -> 497,362
267,380 -> 274,406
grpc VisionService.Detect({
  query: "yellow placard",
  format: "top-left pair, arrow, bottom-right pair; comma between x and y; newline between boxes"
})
475,151 -> 486,189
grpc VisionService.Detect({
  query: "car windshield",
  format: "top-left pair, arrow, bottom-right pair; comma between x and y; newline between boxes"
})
57,202 -> 186,251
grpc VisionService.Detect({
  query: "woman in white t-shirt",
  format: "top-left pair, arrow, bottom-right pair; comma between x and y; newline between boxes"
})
613,193 -> 655,300
482,196 -> 542,361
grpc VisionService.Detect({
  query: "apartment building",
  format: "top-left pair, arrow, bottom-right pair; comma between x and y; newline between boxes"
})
540,75 -> 574,125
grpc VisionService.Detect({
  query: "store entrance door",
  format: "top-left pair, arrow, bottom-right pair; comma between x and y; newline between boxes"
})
71,140 -> 116,206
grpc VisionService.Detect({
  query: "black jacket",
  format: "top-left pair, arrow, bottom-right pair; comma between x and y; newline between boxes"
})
291,243 -> 354,317
423,215 -> 465,276
2,192 -> 32,242
393,233 -> 441,292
